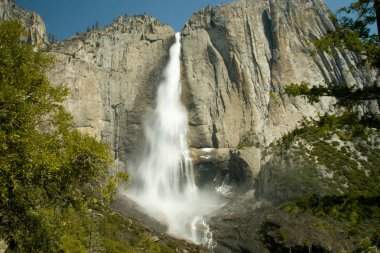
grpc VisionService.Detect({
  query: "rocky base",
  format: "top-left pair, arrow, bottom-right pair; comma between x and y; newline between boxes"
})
191,147 -> 260,198
260,211 -> 356,252
207,121 -> 380,253
112,194 -> 168,233
208,196 -> 379,253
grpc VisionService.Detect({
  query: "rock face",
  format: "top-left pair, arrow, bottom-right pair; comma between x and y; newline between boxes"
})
181,0 -> 372,149
181,0 -> 373,194
0,0 -> 48,48
209,126 -> 380,252
47,15 -> 174,167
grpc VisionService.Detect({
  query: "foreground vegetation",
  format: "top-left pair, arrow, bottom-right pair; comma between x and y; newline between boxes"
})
0,21 -> 129,251
0,20 -> 209,253
17,206 -> 207,253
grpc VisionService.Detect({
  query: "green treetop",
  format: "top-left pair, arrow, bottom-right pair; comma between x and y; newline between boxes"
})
0,21 -> 125,252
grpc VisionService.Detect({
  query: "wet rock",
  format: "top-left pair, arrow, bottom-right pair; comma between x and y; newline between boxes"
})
210,192 -> 272,253
191,147 -> 260,198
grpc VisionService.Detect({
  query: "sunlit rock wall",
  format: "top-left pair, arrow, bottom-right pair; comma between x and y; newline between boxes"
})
181,0 -> 373,149
47,16 -> 174,166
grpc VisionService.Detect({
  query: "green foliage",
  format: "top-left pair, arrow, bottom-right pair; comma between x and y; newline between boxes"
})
314,28 -> 379,68
0,21 -> 125,251
285,82 -> 321,104
31,207 -> 205,253
291,194 -> 380,221
263,111 -> 380,205
276,229 -> 287,241
238,130 -> 260,148
285,82 -> 380,107
269,91 -> 282,106
283,194 -> 380,249
277,110 -> 378,149
316,0 -> 380,68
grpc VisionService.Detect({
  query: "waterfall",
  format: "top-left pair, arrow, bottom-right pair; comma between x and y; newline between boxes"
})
125,33 -> 221,245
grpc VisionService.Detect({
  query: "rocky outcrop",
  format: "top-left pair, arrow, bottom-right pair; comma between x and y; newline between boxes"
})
256,127 -> 380,204
46,15 -> 175,167
0,0 -> 48,48
191,147 -> 260,196
209,116 -> 380,252
259,210 -> 358,252
210,201 -> 361,253
209,191 -> 273,252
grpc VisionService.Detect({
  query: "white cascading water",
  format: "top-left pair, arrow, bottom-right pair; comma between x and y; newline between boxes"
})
125,33 -> 221,246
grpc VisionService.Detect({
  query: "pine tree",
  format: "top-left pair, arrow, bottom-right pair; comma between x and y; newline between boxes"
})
0,21 -> 125,251
47,32 -> 56,43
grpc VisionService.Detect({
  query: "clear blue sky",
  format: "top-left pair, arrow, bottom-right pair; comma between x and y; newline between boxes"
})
16,0 -> 354,41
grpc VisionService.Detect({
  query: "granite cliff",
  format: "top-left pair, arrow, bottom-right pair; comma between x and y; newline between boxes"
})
3,0 -> 372,177
47,0 -> 372,191
47,15 -> 175,168
182,0 -> 372,148
182,0 -> 374,193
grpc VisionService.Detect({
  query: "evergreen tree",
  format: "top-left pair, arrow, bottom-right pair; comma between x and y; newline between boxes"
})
47,32 -> 56,43
0,21 -> 125,251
